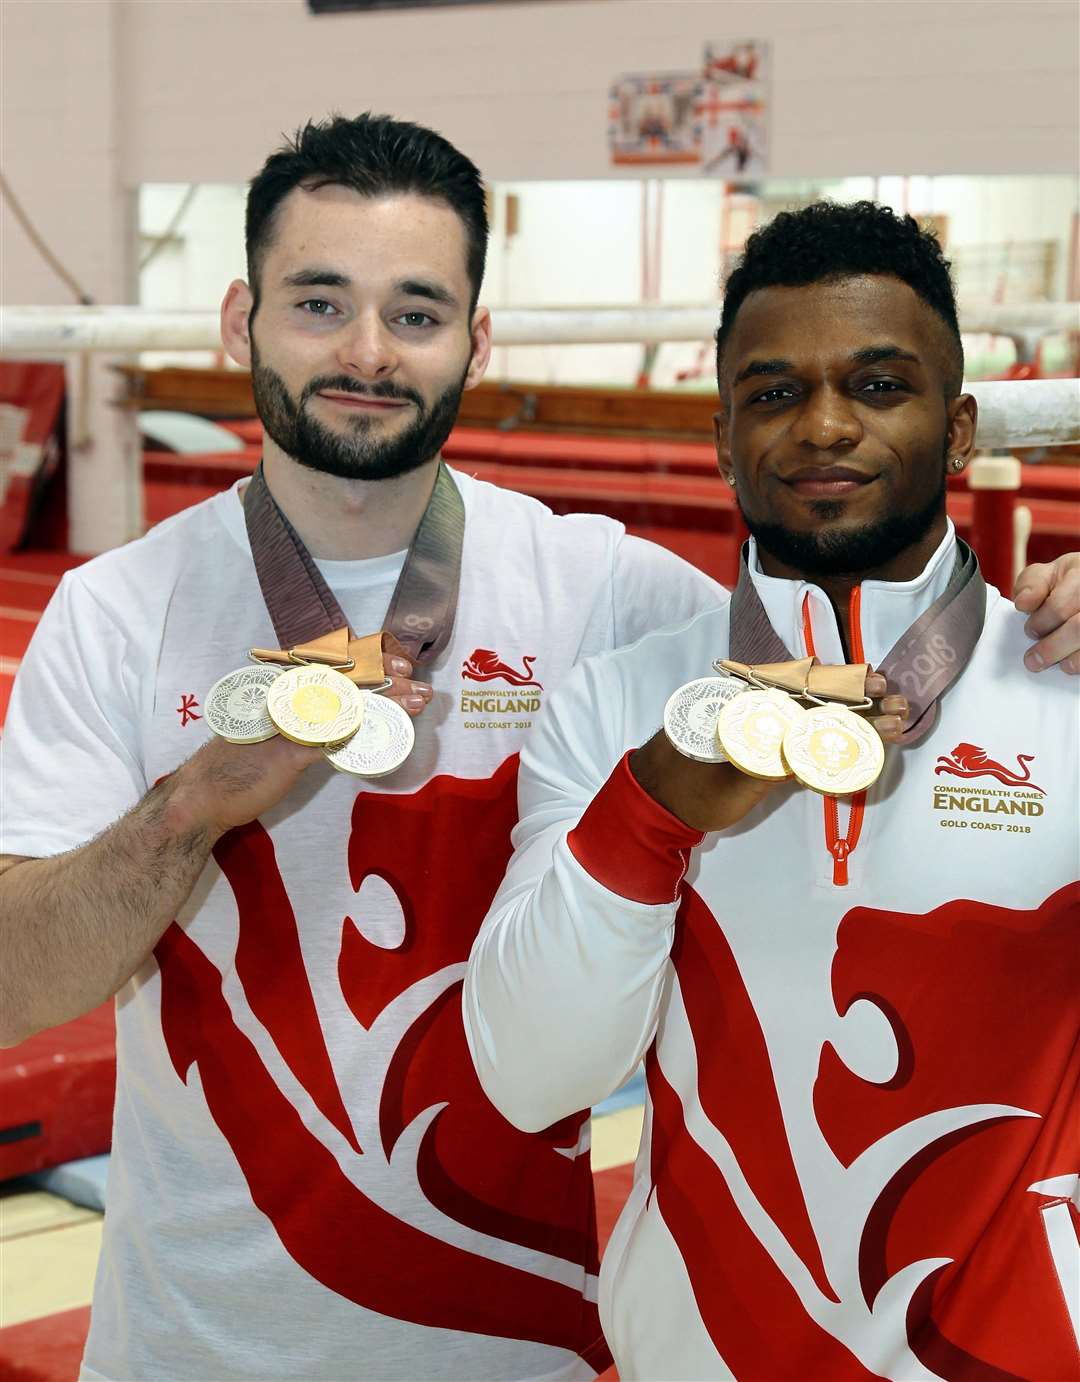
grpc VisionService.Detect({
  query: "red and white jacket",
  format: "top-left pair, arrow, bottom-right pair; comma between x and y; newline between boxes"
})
465,528 -> 1080,1382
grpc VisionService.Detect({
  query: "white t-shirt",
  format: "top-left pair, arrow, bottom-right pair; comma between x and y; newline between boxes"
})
0,469 -> 723,1382
465,529 -> 1080,1381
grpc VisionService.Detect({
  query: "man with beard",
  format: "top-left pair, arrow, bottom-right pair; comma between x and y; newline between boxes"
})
0,122 -> 1076,1382
465,202 -> 1079,1381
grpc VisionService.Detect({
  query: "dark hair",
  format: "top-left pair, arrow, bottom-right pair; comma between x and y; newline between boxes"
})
716,200 -> 964,394
246,112 -> 488,311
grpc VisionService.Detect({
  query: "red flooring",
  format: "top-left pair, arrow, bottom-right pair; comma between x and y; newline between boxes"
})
0,1307 -> 91,1382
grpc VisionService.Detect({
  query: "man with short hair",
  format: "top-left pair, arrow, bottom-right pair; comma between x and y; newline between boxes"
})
465,202 -> 1080,1381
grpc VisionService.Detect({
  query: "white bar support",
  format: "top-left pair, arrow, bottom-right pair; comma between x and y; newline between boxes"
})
2,301 -> 1078,353
966,378 -> 1080,448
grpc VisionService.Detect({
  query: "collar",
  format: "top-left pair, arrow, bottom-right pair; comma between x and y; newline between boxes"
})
216,477 -> 417,585
747,520 -> 959,666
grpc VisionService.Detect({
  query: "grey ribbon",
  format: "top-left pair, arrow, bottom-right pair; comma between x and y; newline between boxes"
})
243,460 -> 466,666
729,541 -> 987,744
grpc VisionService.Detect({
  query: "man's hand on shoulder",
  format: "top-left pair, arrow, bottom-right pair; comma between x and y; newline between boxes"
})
1014,553 -> 1080,674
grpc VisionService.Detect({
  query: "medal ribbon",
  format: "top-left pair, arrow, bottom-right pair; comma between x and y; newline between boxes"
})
728,540 -> 987,743
243,460 -> 466,666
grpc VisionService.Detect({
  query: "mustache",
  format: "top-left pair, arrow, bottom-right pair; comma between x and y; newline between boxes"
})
299,375 -> 424,409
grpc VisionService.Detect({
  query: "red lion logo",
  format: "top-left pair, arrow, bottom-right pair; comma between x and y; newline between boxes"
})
934,742 -> 1044,793
462,649 -> 542,689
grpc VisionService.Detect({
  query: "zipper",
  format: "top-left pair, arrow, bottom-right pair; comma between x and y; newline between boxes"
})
801,587 -> 866,887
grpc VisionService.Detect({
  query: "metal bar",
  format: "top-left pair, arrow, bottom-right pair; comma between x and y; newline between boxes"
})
1,311 -> 1076,446
967,378 -> 1080,447
3,302 -> 1078,352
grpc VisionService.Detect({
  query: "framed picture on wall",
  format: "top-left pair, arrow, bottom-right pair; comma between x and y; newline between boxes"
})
609,73 -> 703,167
699,40 -> 770,178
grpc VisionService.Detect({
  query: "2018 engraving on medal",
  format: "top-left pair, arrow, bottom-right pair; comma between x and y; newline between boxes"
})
266,665 -> 365,747
663,676 -> 744,763
782,705 -> 884,796
205,665 -> 282,745
325,693 -> 415,777
718,688 -> 804,780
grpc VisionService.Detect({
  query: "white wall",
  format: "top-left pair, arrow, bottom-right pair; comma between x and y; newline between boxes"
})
119,0 -> 1080,184
3,0 -> 1078,309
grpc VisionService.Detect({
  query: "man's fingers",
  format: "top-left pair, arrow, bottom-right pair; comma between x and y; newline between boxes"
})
1023,611 -> 1080,674
1019,558 -> 1080,639
869,714 -> 905,743
382,676 -> 434,716
1013,559 -> 1054,612
861,674 -> 907,718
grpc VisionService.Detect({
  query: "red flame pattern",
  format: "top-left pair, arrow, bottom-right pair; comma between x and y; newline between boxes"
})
154,756 -> 607,1366
647,880 -> 1078,1378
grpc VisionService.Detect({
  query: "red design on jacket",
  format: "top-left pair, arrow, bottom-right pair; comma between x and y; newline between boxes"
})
648,880 -> 1079,1380
154,756 -> 607,1364
461,649 -> 542,688
934,742 -> 1044,792
176,694 -> 201,726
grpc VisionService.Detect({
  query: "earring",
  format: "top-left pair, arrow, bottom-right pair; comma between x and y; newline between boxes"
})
725,473 -> 737,487
949,456 -> 966,474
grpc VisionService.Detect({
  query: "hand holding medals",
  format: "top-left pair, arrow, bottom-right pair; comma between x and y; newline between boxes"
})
205,630 -> 416,778
663,658 -> 906,797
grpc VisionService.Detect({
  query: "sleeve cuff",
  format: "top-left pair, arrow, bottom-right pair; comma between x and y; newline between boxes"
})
567,752 -> 704,905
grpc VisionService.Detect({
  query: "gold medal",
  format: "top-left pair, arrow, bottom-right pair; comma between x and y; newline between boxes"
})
205,665 -> 282,745
325,693 -> 415,778
265,664 -> 365,747
717,688 -> 804,781
782,704 -> 884,796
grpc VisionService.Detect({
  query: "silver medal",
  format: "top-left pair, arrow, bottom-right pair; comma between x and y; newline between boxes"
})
663,676 -> 745,763
205,665 -> 282,745
325,692 -> 415,778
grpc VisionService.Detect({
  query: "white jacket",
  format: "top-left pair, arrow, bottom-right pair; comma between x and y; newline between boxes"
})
465,528 -> 1079,1382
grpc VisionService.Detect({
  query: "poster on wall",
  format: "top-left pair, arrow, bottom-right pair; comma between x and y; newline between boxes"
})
698,40 -> 770,177
608,73 -> 703,166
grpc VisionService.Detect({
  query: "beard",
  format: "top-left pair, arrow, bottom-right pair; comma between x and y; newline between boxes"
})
738,451 -> 948,578
250,344 -> 470,482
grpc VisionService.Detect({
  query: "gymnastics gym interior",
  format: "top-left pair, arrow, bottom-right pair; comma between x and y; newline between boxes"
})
1,2 -> 1078,1379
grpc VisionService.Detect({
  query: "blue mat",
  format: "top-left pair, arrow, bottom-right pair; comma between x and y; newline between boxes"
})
29,1153 -> 110,1212
592,1068 -> 645,1118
